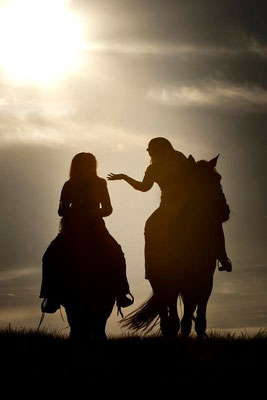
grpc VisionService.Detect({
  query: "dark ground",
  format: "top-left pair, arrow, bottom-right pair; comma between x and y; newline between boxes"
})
0,327 -> 266,394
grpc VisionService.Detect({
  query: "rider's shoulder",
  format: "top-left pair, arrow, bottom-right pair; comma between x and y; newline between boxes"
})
61,179 -> 71,190
97,177 -> 108,187
144,163 -> 156,177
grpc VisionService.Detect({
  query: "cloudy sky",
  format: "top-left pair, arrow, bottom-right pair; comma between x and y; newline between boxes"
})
0,0 -> 266,335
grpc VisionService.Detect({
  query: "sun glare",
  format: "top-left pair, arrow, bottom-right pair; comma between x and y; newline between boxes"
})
0,0 -> 86,84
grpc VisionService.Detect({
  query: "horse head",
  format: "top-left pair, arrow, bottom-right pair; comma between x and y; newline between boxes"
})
189,154 -> 229,224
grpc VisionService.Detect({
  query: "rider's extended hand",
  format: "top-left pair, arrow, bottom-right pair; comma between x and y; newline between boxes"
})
107,173 -> 126,181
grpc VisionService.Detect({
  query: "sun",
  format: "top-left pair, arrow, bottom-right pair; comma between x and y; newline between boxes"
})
0,0 -> 86,84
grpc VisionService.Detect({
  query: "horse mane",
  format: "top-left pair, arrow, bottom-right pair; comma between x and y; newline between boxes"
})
188,157 -> 229,223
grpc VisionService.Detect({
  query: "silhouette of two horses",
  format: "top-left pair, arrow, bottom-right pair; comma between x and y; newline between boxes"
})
40,152 -> 230,341
122,155 -> 230,338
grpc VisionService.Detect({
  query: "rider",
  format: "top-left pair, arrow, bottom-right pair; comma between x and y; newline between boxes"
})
40,152 -> 133,315
107,137 -> 232,283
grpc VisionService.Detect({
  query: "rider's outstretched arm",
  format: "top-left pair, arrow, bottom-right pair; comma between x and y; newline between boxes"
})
107,173 -> 154,192
99,179 -> 113,217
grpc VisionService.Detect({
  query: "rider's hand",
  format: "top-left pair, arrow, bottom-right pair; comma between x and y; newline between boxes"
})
107,173 -> 126,181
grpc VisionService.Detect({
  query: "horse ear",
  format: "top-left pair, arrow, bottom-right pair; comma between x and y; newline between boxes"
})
209,154 -> 219,168
188,154 -> 196,164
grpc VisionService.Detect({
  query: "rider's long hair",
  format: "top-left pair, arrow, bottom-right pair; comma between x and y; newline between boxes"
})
69,152 -> 98,181
148,137 -> 175,164
59,153 -> 99,233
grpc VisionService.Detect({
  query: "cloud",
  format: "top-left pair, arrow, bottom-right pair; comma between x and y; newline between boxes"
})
85,41 -> 196,56
75,0 -> 267,50
84,39 -> 267,59
0,265 -> 41,324
0,93 -> 150,148
0,306 -> 38,323
0,119 -> 149,149
147,81 -> 267,112
0,97 -> 74,146
0,267 -> 38,283
248,39 -> 267,59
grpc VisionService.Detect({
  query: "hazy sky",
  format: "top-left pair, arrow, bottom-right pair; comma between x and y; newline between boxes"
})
0,0 -> 266,335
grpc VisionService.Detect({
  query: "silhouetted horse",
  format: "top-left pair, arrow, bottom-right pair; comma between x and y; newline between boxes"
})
41,224 -> 127,342
122,155 -> 230,338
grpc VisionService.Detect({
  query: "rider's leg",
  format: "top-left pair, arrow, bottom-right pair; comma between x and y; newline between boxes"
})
144,208 -> 163,281
40,235 -> 62,310
216,224 -> 232,272
106,235 -> 133,307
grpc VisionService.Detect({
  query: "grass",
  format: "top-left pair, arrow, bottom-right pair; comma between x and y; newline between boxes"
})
0,327 -> 266,392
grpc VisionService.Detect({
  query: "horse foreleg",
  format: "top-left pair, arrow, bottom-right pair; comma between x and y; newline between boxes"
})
92,298 -> 114,341
93,319 -> 108,342
168,297 -> 180,337
195,277 -> 213,338
195,304 -> 207,338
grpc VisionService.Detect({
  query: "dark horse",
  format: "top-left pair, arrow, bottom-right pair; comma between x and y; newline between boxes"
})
121,155 -> 230,338
41,226 -> 120,342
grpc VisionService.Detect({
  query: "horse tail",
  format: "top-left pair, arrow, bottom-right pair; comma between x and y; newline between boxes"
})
120,293 -> 161,333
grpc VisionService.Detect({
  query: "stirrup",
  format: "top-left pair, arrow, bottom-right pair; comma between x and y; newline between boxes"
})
218,258 -> 232,272
41,298 -> 60,314
116,293 -> 134,318
117,293 -> 134,308
38,302 -> 65,331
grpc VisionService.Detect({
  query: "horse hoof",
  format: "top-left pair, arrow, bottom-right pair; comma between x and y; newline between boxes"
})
195,316 -> 206,337
160,320 -> 180,340
181,317 -> 192,337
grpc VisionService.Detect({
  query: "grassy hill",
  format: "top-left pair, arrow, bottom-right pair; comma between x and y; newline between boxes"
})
0,327 -> 266,392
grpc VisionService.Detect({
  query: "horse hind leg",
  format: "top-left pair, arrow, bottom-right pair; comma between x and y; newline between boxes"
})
159,307 -> 170,338
181,296 -> 196,337
160,298 -> 180,339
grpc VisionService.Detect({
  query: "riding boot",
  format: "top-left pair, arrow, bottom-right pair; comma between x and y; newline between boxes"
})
218,257 -> 232,272
216,225 -> 232,272
116,292 -> 134,308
